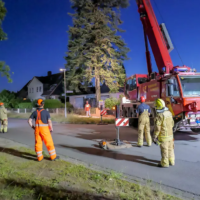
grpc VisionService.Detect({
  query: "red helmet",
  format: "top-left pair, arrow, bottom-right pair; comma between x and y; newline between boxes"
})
140,96 -> 145,103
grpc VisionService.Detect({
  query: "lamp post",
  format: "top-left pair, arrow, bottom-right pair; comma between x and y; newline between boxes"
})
60,68 -> 67,118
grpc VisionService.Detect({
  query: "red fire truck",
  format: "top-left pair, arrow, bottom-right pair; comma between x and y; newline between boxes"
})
121,0 -> 200,133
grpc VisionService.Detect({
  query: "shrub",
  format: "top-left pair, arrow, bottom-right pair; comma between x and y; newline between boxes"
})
60,102 -> 74,112
105,97 -> 120,109
18,102 -> 33,109
44,99 -> 62,109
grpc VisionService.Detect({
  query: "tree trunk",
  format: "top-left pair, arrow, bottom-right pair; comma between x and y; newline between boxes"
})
95,75 -> 101,107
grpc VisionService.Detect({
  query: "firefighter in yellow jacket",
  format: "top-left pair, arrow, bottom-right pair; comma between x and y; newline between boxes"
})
28,99 -> 59,162
153,98 -> 175,168
0,102 -> 8,133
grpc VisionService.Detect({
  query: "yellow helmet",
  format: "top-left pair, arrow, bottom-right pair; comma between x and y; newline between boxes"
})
154,98 -> 165,110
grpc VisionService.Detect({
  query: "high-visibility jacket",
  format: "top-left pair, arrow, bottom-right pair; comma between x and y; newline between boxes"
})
154,110 -> 174,142
35,109 -> 56,161
0,106 -> 7,120
85,104 -> 91,111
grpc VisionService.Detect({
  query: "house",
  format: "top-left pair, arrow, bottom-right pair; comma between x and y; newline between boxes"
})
17,71 -> 64,101
69,84 -> 124,109
17,71 -> 124,106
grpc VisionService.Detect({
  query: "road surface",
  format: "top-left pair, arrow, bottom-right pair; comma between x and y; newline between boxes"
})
1,119 -> 200,199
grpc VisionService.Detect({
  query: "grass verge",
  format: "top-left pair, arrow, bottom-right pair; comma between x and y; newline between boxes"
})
0,146 -> 181,200
8,113 -> 115,124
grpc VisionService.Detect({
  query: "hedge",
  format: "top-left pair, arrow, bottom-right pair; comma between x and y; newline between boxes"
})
18,102 -> 33,109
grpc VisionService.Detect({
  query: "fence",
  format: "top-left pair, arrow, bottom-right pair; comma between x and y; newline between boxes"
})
7,108 -> 97,115
7,107 -> 116,116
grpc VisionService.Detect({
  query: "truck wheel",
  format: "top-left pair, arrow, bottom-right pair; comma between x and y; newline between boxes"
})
191,128 -> 200,133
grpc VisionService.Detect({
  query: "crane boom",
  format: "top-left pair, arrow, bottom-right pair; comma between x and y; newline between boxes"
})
136,0 -> 173,74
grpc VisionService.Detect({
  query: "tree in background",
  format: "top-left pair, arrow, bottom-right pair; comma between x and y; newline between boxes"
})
0,90 -> 16,108
65,0 -> 129,105
0,0 -> 12,83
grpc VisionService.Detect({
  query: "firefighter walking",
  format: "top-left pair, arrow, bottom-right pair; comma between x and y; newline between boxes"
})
0,102 -> 8,133
136,96 -> 152,147
153,98 -> 175,168
28,99 -> 59,162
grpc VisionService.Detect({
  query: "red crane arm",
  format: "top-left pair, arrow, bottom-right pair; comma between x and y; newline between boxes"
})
136,0 -> 174,74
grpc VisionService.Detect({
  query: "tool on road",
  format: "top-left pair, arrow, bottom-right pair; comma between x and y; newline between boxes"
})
99,105 -> 131,149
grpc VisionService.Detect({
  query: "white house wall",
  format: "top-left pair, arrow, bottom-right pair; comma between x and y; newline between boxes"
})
27,77 -> 44,101
69,95 -> 86,108
69,92 -> 123,108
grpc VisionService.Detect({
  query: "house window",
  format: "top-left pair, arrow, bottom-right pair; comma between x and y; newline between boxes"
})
39,86 -> 41,92
32,88 -> 34,93
37,87 -> 38,92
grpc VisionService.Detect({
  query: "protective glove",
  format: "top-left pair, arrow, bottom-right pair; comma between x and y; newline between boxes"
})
32,125 -> 35,130
49,125 -> 53,132
153,137 -> 158,145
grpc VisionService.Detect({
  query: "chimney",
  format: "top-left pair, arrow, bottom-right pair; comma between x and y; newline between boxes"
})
48,71 -> 52,76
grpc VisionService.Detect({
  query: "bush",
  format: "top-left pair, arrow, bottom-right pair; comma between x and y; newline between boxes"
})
60,102 -> 74,112
0,90 -> 16,108
43,99 -> 62,109
105,97 -> 120,109
18,102 -> 33,109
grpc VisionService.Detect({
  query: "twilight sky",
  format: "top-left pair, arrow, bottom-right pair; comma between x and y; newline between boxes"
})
0,0 -> 200,92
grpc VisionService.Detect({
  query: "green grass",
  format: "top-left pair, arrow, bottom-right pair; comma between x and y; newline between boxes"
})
8,113 -> 115,124
0,146 -> 181,200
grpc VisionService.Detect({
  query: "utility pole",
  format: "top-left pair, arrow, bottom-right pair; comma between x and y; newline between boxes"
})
60,68 -> 67,118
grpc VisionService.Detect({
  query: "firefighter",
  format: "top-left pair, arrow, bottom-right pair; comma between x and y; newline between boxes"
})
153,98 -> 175,168
0,102 -> 8,133
28,99 -> 59,162
136,96 -> 152,147
85,100 -> 91,116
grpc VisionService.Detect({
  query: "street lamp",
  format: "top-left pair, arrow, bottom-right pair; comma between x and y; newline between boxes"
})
60,68 -> 67,118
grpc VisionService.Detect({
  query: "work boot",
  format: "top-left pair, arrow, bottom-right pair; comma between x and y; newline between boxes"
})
169,161 -> 175,166
51,156 -> 60,161
157,163 -> 169,168
137,145 -> 142,148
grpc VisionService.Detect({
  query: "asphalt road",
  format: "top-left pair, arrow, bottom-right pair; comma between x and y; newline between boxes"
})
1,119 -> 200,199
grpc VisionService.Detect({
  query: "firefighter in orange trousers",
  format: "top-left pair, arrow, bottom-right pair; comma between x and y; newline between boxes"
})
28,99 -> 59,162
85,100 -> 91,116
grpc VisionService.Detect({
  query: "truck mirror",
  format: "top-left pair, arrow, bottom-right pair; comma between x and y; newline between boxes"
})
168,84 -> 174,96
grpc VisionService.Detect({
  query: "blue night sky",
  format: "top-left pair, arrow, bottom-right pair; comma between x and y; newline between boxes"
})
0,0 -> 200,92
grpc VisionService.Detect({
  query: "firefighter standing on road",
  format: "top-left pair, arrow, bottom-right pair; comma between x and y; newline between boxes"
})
0,102 -> 8,133
153,98 -> 175,168
28,99 -> 59,162
136,96 -> 152,147
85,101 -> 91,116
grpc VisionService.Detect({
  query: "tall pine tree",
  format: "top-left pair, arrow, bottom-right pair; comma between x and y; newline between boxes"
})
0,0 -> 12,83
65,0 -> 129,105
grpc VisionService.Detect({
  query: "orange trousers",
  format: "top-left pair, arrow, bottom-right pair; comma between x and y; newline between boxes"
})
34,126 -> 56,161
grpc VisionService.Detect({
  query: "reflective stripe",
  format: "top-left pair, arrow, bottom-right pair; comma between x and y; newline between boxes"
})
49,149 -> 55,153
50,152 -> 56,156
36,151 -> 42,154
35,124 -> 48,127
37,153 -> 42,157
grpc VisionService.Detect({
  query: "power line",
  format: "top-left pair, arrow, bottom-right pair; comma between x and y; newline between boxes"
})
152,0 -> 184,65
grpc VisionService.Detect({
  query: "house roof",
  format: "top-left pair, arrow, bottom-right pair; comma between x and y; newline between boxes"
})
36,73 -> 64,96
16,80 -> 31,98
67,84 -> 124,96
